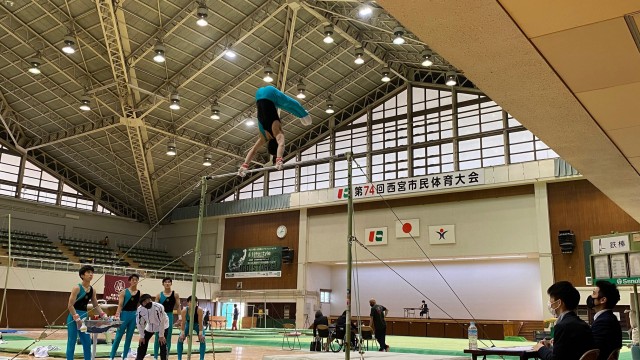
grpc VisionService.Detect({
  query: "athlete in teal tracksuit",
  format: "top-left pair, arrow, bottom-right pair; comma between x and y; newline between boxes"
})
239,85 -> 311,176
110,274 -> 140,360
177,296 -> 205,360
67,265 -> 107,360
153,277 -> 181,359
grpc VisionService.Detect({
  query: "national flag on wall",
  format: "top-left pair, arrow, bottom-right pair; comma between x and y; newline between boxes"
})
428,225 -> 456,245
365,227 -> 387,246
395,219 -> 420,238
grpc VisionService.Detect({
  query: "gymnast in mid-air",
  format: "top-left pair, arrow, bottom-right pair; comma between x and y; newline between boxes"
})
239,85 -> 311,176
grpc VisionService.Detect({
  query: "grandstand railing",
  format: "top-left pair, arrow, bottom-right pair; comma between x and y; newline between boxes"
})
0,255 -> 218,283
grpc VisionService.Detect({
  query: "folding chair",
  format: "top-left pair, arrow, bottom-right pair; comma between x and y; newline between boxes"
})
316,324 -> 330,351
359,325 -> 377,351
607,349 -> 620,360
281,323 -> 301,350
579,349 -> 600,360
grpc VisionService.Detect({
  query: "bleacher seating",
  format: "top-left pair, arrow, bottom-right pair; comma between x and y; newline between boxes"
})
59,236 -> 128,266
0,229 -> 68,264
119,245 -> 189,272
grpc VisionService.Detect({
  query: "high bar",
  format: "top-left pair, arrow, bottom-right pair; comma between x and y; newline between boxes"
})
204,153 -> 350,181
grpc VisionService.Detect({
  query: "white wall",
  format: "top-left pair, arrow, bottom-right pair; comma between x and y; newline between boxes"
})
0,196 -> 151,245
156,218 -> 218,276
305,193 -> 545,320
306,263 -> 332,315
0,266 -> 209,299
308,194 -> 538,263
328,259 -> 543,320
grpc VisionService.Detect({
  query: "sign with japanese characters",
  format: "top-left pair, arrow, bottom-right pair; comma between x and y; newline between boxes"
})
591,234 -> 630,255
333,169 -> 484,201
104,275 -> 129,303
225,246 -> 282,279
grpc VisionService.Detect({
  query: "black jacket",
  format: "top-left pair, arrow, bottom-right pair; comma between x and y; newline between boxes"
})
592,310 -> 622,360
312,316 -> 328,337
537,311 -> 596,360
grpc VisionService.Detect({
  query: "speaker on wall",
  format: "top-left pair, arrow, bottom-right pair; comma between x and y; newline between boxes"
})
559,230 -> 576,254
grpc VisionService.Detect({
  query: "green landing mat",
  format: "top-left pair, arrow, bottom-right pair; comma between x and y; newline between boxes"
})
0,339 -> 231,358
0,335 -> 31,341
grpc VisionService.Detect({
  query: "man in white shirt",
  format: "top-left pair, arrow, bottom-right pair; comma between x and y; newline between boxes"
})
136,294 -> 169,360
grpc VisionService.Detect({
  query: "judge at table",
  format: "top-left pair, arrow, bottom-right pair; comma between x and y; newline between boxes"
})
533,281 -> 595,360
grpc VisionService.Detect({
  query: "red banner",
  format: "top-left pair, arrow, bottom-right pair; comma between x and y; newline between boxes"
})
104,275 -> 128,303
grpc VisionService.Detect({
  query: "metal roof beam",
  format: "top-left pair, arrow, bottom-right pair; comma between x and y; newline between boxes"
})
95,0 -> 158,225
0,7 -> 120,105
137,0 -> 287,117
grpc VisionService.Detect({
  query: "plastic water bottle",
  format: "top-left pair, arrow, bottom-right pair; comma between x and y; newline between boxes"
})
79,319 -> 87,333
468,322 -> 478,350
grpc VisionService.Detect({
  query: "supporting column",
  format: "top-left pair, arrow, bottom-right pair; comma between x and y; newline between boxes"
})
295,208 -> 308,330
534,182 -> 554,319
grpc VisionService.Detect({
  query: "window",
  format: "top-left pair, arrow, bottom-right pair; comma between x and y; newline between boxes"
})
20,161 -> 60,205
413,109 -> 453,144
239,175 -> 264,199
299,138 -> 331,192
508,130 -> 557,163
268,168 -> 296,195
458,134 -> 505,170
300,163 -> 330,191
96,204 -> 114,215
320,289 -> 331,304
335,156 -> 368,187
0,151 -> 20,183
0,183 -> 16,197
335,122 -> 367,155
371,151 -> 408,181
413,143 -> 454,175
372,90 -> 408,120
61,184 -> 94,210
412,87 -> 452,113
218,84 -> 559,203
371,118 -> 407,151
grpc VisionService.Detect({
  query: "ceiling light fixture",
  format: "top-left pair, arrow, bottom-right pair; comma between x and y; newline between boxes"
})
202,152 -> 212,167
421,49 -> 433,67
223,47 -> 236,59
210,102 -> 220,120
325,95 -> 335,114
169,93 -> 180,110
354,46 -> 365,65
166,141 -> 177,156
296,79 -> 306,99
61,35 -> 76,54
153,42 -> 166,63
381,66 -> 391,82
245,118 -> 255,126
323,24 -> 334,44
27,57 -> 42,74
392,26 -> 405,45
263,64 -> 274,83
196,5 -> 208,27
445,71 -> 457,86
358,4 -> 373,18
79,95 -> 91,111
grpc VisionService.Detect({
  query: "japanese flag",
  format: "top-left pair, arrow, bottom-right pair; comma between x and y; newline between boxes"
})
395,219 -> 420,238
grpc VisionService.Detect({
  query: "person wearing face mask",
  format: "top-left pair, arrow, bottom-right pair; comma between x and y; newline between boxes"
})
589,281 -> 622,360
533,281 -> 595,360
135,294 -> 169,360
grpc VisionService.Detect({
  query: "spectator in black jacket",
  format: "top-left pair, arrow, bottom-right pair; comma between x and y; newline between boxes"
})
533,281 -> 596,360
589,280 -> 622,360
312,310 -> 328,337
